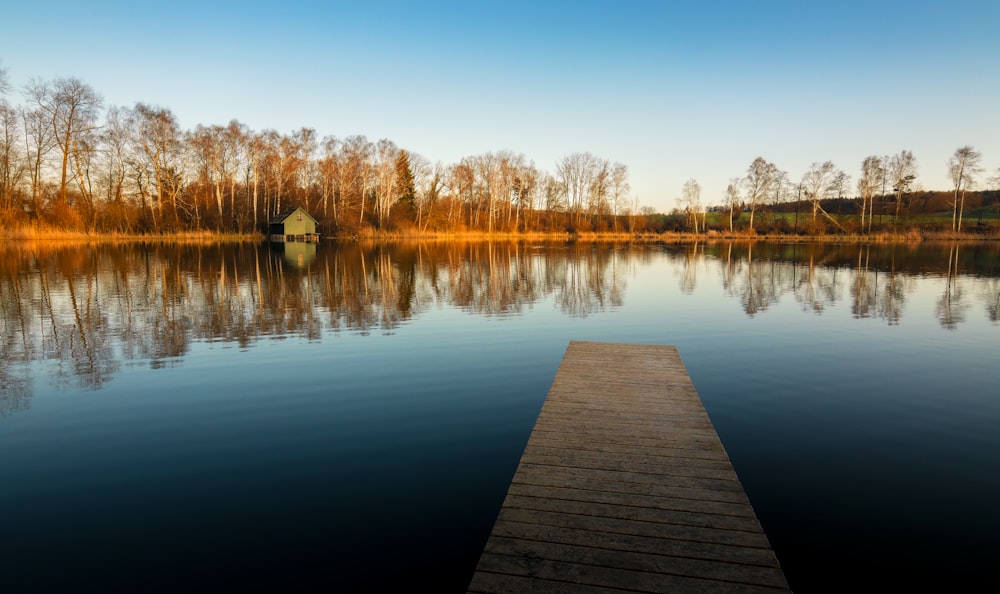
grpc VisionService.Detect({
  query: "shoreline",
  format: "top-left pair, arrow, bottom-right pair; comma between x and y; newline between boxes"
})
2,229 -> 998,244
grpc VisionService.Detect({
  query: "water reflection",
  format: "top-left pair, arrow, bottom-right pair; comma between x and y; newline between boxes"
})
937,244 -> 969,330
986,279 -> 1000,323
1,240 -> 998,410
271,241 -> 318,269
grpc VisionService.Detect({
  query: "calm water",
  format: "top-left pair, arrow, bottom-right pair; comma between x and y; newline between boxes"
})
1,240 -> 998,592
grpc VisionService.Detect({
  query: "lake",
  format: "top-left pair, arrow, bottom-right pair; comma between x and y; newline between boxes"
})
1,239 -> 998,592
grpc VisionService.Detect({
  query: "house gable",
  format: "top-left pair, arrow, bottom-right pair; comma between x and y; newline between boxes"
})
268,207 -> 317,237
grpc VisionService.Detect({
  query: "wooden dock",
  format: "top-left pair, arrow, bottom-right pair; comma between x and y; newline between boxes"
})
467,341 -> 790,593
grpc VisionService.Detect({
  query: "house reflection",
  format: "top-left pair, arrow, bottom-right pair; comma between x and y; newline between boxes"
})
271,240 -> 317,269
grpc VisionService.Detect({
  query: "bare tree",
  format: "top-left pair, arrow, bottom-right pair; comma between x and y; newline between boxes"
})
858,155 -> 884,233
317,135 -> 340,223
887,150 -> 917,227
541,172 -> 565,217
188,124 -> 229,226
557,152 -> 599,230
519,159 -> 541,231
223,120 -> 250,229
71,123 -> 100,226
131,103 -> 184,229
830,170 -> 851,202
338,135 -> 373,226
0,101 -> 24,212
878,154 -> 892,226
0,62 -> 14,209
21,106 -> 55,214
769,169 -> 790,216
947,145 -> 983,232
609,163 -> 629,232
26,77 -> 103,204
743,157 -> 777,233
801,161 -> 835,223
992,166 -> 1000,222
724,178 -> 741,232
409,154 -> 437,230
372,138 -> 400,228
0,60 -> 9,97
587,158 -> 612,229
681,178 -> 701,233
96,106 -> 134,229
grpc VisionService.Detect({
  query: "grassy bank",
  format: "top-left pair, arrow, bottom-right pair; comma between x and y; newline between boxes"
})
1,227 -> 264,243
3,226 -> 997,244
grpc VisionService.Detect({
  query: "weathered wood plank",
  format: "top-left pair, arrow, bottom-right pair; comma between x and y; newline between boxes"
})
514,462 -> 749,495
494,508 -> 777,550
489,519 -> 783,567
518,450 -> 742,480
499,494 -> 766,533
511,464 -> 753,504
483,536 -> 790,588
523,441 -> 732,464
472,552 -> 787,593
504,482 -> 758,518
467,341 -> 790,593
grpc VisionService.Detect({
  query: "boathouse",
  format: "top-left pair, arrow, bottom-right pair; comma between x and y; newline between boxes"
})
268,207 -> 319,242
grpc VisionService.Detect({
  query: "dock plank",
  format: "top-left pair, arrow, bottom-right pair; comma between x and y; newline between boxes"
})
467,341 -> 790,593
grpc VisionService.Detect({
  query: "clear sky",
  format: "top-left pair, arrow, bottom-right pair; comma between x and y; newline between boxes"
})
2,0 -> 998,212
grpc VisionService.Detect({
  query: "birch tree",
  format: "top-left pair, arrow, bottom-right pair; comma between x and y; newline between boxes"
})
947,145 -> 982,232
340,135 -> 373,225
743,157 -> 777,233
887,150 -> 917,226
411,155 -> 441,231
132,103 -> 184,228
317,135 -> 340,223
769,169 -> 790,210
588,158 -> 611,228
858,155 -> 884,233
188,124 -> 229,226
724,179 -> 741,232
609,163 -> 629,231
681,178 -> 701,233
557,152 -> 598,229
372,138 -> 400,228
801,161 -> 836,223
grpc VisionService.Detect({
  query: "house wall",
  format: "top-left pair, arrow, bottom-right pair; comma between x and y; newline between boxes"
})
273,209 -> 317,236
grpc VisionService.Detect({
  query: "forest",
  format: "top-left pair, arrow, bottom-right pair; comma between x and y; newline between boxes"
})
1,72 -> 998,238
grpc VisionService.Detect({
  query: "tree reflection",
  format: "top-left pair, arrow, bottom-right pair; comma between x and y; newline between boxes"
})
851,246 -> 877,319
677,242 -> 702,295
984,279 -> 1000,323
1,240 -> 998,408
791,248 -> 843,314
875,251 -> 908,325
936,244 -> 969,330
552,243 -> 626,317
715,243 -> 782,316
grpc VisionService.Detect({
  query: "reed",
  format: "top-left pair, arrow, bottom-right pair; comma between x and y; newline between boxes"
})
2,226 -> 263,243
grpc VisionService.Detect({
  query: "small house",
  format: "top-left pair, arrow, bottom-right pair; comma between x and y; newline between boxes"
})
268,207 -> 319,242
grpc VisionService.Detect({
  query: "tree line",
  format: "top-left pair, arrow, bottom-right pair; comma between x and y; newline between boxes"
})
2,66 -> 998,238
676,149 -> 1000,236
0,70 -> 641,235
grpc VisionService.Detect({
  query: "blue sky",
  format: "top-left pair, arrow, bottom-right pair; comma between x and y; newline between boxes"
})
3,1 -> 998,211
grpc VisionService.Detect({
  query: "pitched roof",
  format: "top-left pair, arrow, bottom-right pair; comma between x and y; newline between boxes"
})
268,207 -> 318,225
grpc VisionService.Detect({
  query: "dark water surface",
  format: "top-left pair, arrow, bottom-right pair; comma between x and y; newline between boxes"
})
1,240 -> 998,592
